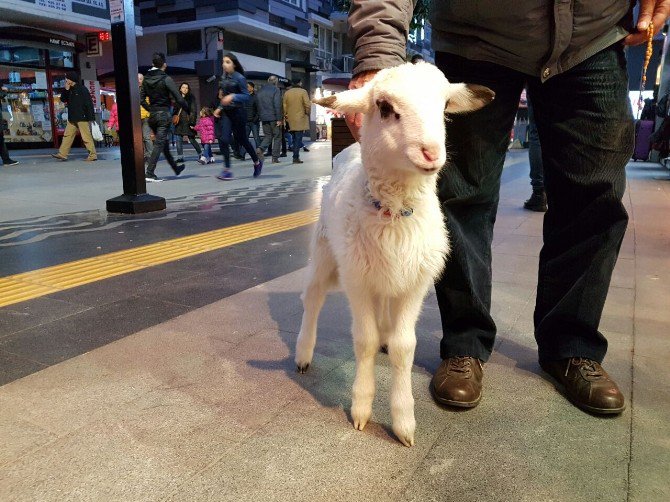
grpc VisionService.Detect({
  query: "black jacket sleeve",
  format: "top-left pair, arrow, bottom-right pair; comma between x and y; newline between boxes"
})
140,83 -> 151,112
166,76 -> 189,112
273,88 -> 281,121
61,88 -> 70,104
83,91 -> 95,121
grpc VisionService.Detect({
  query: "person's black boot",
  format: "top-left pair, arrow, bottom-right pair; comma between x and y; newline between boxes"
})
523,188 -> 547,212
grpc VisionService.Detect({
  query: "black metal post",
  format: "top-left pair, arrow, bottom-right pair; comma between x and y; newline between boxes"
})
106,0 -> 165,214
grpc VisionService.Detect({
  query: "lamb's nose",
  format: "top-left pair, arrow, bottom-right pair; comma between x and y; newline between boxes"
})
422,148 -> 438,162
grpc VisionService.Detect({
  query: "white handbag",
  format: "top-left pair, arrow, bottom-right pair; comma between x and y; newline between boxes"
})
91,121 -> 103,142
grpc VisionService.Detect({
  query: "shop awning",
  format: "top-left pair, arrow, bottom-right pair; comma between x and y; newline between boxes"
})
0,27 -> 84,52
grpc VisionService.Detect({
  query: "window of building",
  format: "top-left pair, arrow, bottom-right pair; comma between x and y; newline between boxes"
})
282,0 -> 304,9
0,46 -> 45,67
223,31 -> 280,61
166,30 -> 202,56
313,24 -> 333,60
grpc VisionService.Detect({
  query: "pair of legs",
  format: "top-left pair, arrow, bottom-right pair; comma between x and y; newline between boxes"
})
434,45 -> 633,365
291,130 -> 305,160
175,133 -> 202,160
146,110 -> 179,176
239,122 -> 261,156
141,118 -> 153,163
216,108 -> 259,169
260,121 -> 282,159
58,121 -> 97,158
202,143 -> 213,161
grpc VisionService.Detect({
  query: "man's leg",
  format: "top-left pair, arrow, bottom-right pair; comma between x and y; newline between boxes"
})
77,121 -> 97,158
271,123 -> 282,159
528,45 -> 632,364
260,122 -> 272,151
523,99 -> 547,211
146,112 -> 169,176
431,52 -> 525,407
175,134 -> 184,162
58,121 -> 79,157
188,135 -> 202,156
251,123 -> 261,148
141,118 -> 153,162
0,130 -> 13,164
292,131 -> 302,160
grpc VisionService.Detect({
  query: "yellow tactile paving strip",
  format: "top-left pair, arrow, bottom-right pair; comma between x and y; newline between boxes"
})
0,208 -> 320,309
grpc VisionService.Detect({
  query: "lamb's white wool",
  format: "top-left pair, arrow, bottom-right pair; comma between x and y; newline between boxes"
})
294,63 -> 494,447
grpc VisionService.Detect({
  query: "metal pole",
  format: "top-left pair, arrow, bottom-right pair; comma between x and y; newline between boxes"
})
106,0 -> 166,214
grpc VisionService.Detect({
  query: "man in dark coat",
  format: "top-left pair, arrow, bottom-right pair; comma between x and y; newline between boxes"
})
239,82 -> 261,160
0,86 -> 19,166
51,71 -> 97,162
257,75 -> 283,163
140,52 -> 190,181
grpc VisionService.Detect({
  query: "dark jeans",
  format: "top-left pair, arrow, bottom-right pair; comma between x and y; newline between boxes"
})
0,129 -> 11,163
176,133 -> 202,158
260,121 -> 282,158
527,99 -> 544,189
217,107 -> 259,168
291,130 -> 304,159
240,122 -> 261,155
434,45 -> 633,365
146,110 -> 178,175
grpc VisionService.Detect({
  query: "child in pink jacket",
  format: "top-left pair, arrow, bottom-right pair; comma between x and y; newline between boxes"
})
193,107 -> 216,164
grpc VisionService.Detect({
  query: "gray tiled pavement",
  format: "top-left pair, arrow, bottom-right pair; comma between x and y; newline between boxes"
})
0,156 -> 669,501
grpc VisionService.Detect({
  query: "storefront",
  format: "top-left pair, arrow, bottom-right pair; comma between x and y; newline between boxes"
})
0,28 -> 84,149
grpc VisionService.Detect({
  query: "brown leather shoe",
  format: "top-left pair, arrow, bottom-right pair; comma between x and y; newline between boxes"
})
51,153 -> 67,161
430,356 -> 483,408
540,358 -> 625,415
85,155 -> 97,162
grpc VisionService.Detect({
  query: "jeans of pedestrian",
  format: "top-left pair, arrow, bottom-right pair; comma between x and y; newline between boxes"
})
434,45 -> 633,365
240,122 -> 261,155
216,107 -> 259,168
146,110 -> 178,175
291,131 -> 304,159
0,130 -> 11,163
141,118 -> 153,162
175,133 -> 202,159
527,99 -> 544,189
202,143 -> 212,161
260,121 -> 282,158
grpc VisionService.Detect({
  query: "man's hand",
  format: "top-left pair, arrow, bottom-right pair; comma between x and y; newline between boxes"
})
64,81 -> 71,90
213,109 -> 221,118
276,120 -> 283,127
220,94 -> 234,106
345,70 -> 378,142
625,0 -> 670,45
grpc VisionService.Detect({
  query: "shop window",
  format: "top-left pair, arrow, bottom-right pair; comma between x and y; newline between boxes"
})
223,32 -> 280,61
49,50 -> 75,68
166,30 -> 202,56
0,46 -> 45,67
0,66 -> 52,144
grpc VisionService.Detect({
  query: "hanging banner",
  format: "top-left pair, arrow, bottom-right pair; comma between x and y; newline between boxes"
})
109,0 -> 124,24
84,79 -> 102,111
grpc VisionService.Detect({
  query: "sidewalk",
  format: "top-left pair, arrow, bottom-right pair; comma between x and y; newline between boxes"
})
0,157 -> 668,501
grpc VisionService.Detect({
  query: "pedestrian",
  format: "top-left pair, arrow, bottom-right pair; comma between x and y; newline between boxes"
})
51,70 -> 97,162
523,98 -> 547,212
283,78 -> 310,164
213,52 -> 263,180
345,0 -> 669,415
257,75 -> 283,163
0,86 -> 19,166
107,101 -> 119,143
172,83 -> 203,165
193,107 -> 216,164
140,52 -> 190,181
239,81 -> 261,160
138,73 -> 153,165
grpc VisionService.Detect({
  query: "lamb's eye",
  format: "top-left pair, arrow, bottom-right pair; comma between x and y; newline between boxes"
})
377,99 -> 400,120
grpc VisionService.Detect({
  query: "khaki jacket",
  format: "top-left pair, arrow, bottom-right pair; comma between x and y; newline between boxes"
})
283,87 -> 311,132
349,1 -> 632,81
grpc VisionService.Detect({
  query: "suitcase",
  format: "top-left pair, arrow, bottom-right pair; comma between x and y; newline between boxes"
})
632,119 -> 654,161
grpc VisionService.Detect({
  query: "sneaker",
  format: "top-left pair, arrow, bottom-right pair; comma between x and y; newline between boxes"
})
145,173 -> 162,182
271,157 -> 280,164
198,156 -> 207,165
216,170 -> 234,180
209,155 -> 216,164
173,163 -> 185,176
253,160 -> 264,178
4,159 -> 19,166
303,147 -> 310,152
256,147 -> 265,162
293,158 -> 304,164
51,153 -> 67,161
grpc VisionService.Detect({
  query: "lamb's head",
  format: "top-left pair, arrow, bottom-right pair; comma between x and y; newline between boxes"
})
316,63 -> 494,175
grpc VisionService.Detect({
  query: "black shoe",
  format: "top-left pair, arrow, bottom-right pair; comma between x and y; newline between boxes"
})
145,172 -> 161,182
303,147 -> 310,152
271,157 -> 280,163
279,153 -> 288,158
293,158 -> 304,164
173,163 -> 185,176
523,188 -> 547,212
4,159 -> 19,166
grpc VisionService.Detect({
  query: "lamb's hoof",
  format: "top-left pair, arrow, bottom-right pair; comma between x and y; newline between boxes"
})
393,421 -> 416,447
296,363 -> 310,374
380,345 -> 388,354
353,418 -> 368,431
351,404 -> 372,431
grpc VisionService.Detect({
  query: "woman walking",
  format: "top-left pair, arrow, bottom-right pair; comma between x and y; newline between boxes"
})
214,53 -> 263,180
172,83 -> 203,164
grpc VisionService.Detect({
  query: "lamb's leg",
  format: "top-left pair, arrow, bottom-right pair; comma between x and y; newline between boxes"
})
386,293 -> 424,447
377,296 -> 391,353
295,237 -> 337,373
349,290 -> 379,431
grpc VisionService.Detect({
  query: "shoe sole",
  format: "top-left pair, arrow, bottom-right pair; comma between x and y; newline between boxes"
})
540,369 -> 626,415
429,382 -> 481,409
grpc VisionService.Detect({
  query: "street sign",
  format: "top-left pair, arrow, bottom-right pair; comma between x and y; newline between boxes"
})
109,0 -> 124,24
85,34 -> 102,57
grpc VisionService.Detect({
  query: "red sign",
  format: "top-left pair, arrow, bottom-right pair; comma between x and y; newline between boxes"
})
98,32 -> 110,42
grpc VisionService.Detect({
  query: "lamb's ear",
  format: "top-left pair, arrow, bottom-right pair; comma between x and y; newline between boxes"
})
445,84 -> 495,114
313,86 -> 372,114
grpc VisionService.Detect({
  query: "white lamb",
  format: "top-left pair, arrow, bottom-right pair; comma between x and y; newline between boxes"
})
295,62 -> 494,446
